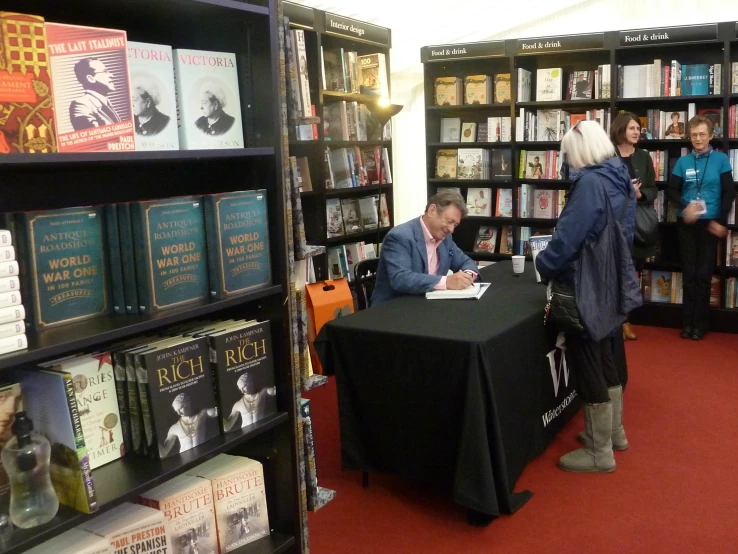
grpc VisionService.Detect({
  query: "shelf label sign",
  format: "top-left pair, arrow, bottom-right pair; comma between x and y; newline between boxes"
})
284,1 -> 314,29
619,24 -> 718,46
516,33 -> 604,54
324,13 -> 390,46
421,41 -> 505,63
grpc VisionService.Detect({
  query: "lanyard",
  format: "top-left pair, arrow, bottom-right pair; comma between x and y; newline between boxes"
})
693,152 -> 711,199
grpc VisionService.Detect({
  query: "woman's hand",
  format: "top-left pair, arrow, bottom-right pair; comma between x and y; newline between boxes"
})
708,220 -> 727,238
632,178 -> 642,199
683,203 -> 701,224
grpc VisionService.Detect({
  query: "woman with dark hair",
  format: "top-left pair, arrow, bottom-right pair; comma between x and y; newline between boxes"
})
610,112 -> 658,340
668,115 -> 735,340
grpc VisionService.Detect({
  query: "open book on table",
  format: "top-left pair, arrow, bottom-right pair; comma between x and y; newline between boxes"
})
425,282 -> 490,300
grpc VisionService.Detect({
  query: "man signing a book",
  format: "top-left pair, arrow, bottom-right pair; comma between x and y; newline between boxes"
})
371,190 -> 479,305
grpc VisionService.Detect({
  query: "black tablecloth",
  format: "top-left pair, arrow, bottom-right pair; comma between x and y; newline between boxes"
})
315,261 -> 580,518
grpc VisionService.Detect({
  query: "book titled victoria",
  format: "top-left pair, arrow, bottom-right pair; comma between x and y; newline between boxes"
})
203,190 -> 271,299
44,22 -> 134,152
173,49 -> 244,150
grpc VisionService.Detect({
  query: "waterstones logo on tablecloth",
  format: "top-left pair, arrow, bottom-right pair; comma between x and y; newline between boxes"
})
542,332 -> 577,427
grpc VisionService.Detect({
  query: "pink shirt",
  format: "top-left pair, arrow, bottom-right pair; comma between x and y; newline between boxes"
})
419,217 -> 447,290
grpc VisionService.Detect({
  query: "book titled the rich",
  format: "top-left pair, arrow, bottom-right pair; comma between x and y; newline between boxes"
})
45,22 -> 134,152
127,41 -> 179,151
173,49 -> 244,149
138,474 -> 218,554
0,12 -> 56,154
16,206 -> 109,329
136,337 -> 220,459
203,190 -> 271,299
131,197 -> 209,313
208,321 -> 276,433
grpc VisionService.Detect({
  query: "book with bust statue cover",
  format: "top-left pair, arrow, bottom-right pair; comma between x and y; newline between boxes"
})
0,383 -> 22,504
130,196 -> 209,313
127,41 -> 179,151
173,48 -> 244,150
136,336 -> 220,459
0,12 -> 56,154
45,22 -> 134,152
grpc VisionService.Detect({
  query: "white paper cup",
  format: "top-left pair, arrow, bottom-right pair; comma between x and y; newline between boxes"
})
512,255 -> 525,276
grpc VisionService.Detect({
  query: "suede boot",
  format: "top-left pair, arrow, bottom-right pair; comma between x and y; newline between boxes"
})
558,402 -> 616,473
577,385 -> 628,451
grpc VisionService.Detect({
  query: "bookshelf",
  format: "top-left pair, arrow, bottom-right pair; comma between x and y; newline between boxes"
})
0,0 -> 301,553
284,2 -> 394,282
422,22 -> 738,333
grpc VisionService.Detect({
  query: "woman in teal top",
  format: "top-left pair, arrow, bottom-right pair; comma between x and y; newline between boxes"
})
668,115 -> 735,340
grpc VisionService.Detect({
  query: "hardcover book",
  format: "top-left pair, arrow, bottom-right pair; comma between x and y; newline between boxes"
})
16,206 -> 109,329
0,383 -> 22,503
13,367 -> 98,513
0,12 -> 56,154
466,188 -> 492,217
173,49 -> 244,150
131,197 -> 209,313
136,337 -> 220,459
473,226 -> 497,253
47,352 -> 124,469
494,73 -> 511,103
45,23 -> 134,152
139,475 -> 217,554
127,41 -> 179,151
435,149 -> 458,178
203,190 -> 271,299
357,53 -> 389,98
208,321 -> 276,433
535,68 -> 562,102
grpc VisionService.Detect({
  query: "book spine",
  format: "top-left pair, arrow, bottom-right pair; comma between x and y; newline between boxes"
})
203,195 -> 225,299
0,304 -> 24,325
13,213 -> 36,328
130,203 -> 153,313
0,276 -> 20,293
0,261 -> 18,279
61,373 -> 98,513
126,352 -> 147,456
0,334 -> 27,355
0,291 -> 22,309
134,353 -> 156,456
0,246 -> 15,262
112,352 -> 132,455
104,205 -> 125,315
117,204 -> 139,314
0,320 -> 24,339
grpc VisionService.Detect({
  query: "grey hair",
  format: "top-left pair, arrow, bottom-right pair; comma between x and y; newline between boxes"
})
426,189 -> 468,217
561,120 -> 616,169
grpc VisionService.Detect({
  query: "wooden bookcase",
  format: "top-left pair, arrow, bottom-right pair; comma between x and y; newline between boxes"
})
421,22 -> 738,333
0,1 -> 301,553
284,2 -> 393,282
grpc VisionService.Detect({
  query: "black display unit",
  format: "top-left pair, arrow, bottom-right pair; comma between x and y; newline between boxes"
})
421,22 -> 738,333
285,1 -> 393,281
0,0 -> 301,552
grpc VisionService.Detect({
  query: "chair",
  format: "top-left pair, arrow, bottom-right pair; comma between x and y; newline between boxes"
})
352,257 -> 379,487
353,258 -> 379,311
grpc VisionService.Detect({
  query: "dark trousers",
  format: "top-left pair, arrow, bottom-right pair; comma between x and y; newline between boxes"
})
566,334 -> 621,404
612,332 -> 628,391
678,221 -> 718,332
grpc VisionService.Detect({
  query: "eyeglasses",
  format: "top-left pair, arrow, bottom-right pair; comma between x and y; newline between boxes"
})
690,132 -> 709,139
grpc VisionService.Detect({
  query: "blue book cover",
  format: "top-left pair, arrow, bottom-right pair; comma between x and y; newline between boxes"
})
116,203 -> 139,314
131,196 -> 209,313
681,64 -> 710,96
104,204 -> 124,315
203,190 -> 272,299
17,206 -> 109,329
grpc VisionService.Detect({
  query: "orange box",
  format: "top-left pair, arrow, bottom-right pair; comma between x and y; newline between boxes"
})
305,278 -> 353,374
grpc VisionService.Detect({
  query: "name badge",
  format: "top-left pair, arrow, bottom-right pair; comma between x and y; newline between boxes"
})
685,168 -> 697,179
690,200 -> 707,215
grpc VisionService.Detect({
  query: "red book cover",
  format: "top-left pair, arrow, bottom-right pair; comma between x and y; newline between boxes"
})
45,22 -> 134,152
0,12 -> 56,154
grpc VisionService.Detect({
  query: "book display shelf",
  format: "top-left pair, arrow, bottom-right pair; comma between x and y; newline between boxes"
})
284,2 -> 394,282
421,22 -> 738,333
0,0 -> 301,553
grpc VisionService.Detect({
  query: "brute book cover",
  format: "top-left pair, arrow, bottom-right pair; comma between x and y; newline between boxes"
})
203,190 -> 271,299
127,41 -> 179,151
0,12 -> 56,154
209,321 -> 276,433
173,49 -> 244,150
45,22 -> 134,152
17,206 -> 109,329
131,197 -> 209,313
139,337 -> 220,459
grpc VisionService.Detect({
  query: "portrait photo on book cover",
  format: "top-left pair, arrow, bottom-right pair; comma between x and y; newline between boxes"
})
158,390 -> 219,458
54,51 -> 132,134
174,524 -> 217,554
191,78 -> 237,136
131,73 -> 172,136
223,370 -> 276,432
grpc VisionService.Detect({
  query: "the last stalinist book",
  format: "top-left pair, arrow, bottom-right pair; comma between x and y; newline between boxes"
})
173,49 -> 244,150
45,22 -> 135,152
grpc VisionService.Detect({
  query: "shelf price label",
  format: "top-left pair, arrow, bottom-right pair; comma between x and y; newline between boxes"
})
421,41 -> 506,63
516,33 -> 604,54
284,1 -> 314,29
619,24 -> 718,46
324,12 -> 390,46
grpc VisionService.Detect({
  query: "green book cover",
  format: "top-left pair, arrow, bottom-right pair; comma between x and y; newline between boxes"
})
203,190 -> 271,299
104,204 -> 124,315
17,206 -> 109,329
131,197 -> 209,313
116,203 -> 139,314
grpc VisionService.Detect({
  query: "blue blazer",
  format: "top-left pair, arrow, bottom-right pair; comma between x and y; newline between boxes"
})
370,217 -> 478,306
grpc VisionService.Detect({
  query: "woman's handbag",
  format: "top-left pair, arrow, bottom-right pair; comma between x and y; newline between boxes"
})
545,279 -> 585,334
634,202 -> 658,247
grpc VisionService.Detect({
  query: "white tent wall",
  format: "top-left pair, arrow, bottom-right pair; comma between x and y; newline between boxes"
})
291,0 -> 738,225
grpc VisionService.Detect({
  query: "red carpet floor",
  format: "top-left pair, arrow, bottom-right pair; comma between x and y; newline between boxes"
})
303,326 -> 738,553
